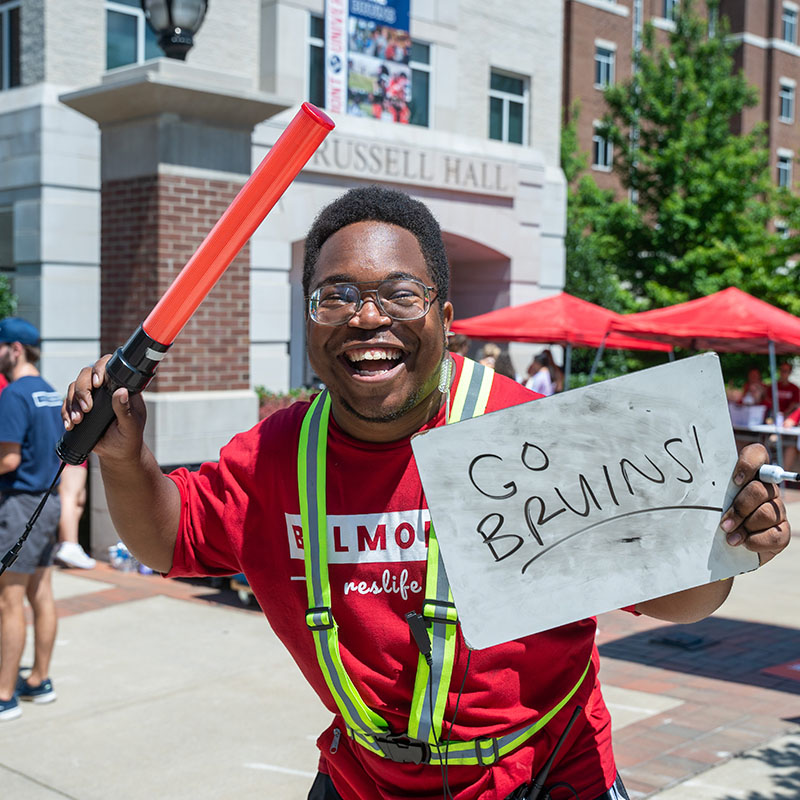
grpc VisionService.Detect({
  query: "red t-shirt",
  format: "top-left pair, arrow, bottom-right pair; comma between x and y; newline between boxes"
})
0,374 -> 7,397
772,380 -> 800,413
167,357 -> 617,800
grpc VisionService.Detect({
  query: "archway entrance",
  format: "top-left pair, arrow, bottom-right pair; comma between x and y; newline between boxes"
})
444,232 -> 511,321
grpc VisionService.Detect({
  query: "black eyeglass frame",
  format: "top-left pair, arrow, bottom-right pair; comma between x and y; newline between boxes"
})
306,278 -> 438,326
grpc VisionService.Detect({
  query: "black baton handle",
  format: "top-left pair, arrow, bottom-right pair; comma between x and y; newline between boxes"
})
55,326 -> 171,465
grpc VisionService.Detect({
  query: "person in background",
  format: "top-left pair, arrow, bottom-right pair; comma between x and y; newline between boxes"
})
54,463 -> 95,570
0,373 -> 7,396
0,318 -> 63,722
525,354 -> 554,396
478,342 -> 501,369
782,405 -> 800,476
739,366 -> 770,407
478,343 -> 516,381
541,348 -> 565,393
492,349 -> 517,381
769,361 -> 800,417
446,333 -> 470,357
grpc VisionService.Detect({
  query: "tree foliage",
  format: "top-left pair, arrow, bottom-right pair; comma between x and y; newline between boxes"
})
569,0 -> 800,316
0,275 -> 15,319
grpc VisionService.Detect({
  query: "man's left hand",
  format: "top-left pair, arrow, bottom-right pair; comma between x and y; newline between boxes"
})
720,443 -> 791,565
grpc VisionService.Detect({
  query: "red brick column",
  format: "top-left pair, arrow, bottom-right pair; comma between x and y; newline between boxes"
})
101,173 -> 250,392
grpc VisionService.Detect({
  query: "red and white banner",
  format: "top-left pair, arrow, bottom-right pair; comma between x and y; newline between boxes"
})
325,0 -> 348,114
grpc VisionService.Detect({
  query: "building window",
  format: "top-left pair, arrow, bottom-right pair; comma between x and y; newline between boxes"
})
663,0 -> 679,21
594,46 -> 615,89
489,70 -> 528,145
0,206 -> 12,268
308,13 -> 325,108
780,81 -> 795,122
778,153 -> 793,188
106,0 -> 161,70
0,0 -> 21,91
592,126 -> 613,170
783,5 -> 798,44
776,220 -> 790,239
409,41 -> 431,127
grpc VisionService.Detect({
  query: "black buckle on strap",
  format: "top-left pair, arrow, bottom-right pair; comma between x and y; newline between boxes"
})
422,599 -> 458,625
475,737 -> 500,766
305,606 -> 334,630
373,733 -> 431,764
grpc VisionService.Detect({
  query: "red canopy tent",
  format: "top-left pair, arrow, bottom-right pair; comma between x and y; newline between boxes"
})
451,292 -> 672,350
606,287 -> 800,465
606,287 -> 800,354
450,292 -> 671,388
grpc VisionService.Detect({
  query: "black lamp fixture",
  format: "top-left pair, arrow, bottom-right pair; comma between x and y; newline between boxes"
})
141,0 -> 209,61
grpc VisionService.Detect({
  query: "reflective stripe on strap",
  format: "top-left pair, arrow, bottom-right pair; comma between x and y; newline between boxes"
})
408,357 -> 493,745
299,358 -> 590,766
355,655 -> 592,766
299,390 -> 391,736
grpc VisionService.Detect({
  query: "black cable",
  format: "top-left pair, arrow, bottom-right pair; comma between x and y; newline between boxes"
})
427,668 -> 450,800
543,782 -> 580,800
443,648 -> 472,797
0,461 -> 66,576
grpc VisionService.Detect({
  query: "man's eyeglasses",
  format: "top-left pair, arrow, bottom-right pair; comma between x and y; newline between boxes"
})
307,279 -> 437,326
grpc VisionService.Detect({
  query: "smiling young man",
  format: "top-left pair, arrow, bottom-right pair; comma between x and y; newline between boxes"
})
63,186 -> 790,800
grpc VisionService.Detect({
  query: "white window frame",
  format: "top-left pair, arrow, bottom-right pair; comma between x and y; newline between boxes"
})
489,69 -> 529,145
594,42 -> 616,89
777,150 -> 794,188
775,219 -> 790,239
0,0 -> 21,91
307,12 -> 325,108
409,39 -> 432,128
779,78 -> 796,122
783,4 -> 799,44
592,123 -> 613,171
106,0 -> 151,68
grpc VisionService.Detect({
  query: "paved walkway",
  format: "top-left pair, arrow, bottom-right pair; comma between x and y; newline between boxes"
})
0,492 -> 798,798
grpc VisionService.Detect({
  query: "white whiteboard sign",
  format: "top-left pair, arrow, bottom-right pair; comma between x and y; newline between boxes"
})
411,354 -> 758,649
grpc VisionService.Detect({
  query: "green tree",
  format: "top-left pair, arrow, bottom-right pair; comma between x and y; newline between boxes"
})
562,105 -> 639,315
562,107 -> 652,379
0,275 -> 15,319
595,0 -> 800,312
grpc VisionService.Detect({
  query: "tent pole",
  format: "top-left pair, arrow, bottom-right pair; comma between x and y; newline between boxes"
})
588,334 -> 608,383
668,348 -> 675,362
768,341 -> 783,467
564,344 -> 572,391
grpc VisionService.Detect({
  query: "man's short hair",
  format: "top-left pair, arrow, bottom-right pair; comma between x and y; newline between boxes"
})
23,345 -> 40,364
303,185 -> 449,309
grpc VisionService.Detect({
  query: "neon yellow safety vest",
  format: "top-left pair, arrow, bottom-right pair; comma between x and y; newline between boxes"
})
298,358 -> 590,766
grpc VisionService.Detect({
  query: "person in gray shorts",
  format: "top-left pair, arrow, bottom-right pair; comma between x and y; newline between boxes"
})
0,318 -> 64,722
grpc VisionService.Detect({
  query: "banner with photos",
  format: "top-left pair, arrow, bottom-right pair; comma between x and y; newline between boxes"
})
326,0 -> 412,124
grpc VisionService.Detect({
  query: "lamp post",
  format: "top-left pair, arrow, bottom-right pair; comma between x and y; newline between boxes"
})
141,0 -> 209,60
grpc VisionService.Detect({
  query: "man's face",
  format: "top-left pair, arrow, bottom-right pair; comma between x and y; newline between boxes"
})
306,221 -> 453,438
780,363 -> 792,381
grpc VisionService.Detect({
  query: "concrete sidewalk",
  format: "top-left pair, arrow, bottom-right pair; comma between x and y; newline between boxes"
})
0,497 -> 798,799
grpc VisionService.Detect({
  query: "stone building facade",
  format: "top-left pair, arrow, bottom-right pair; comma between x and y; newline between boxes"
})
0,0 -> 566,553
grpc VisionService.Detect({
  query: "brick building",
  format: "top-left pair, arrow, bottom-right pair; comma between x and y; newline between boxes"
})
563,0 -> 800,196
0,0 -> 566,553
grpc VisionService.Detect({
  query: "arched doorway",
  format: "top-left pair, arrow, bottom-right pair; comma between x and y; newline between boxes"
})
444,232 -> 511,321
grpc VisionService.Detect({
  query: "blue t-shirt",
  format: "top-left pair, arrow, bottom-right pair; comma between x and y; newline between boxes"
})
0,376 -> 63,493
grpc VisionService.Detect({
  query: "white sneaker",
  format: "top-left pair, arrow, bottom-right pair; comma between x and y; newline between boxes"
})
54,542 -> 96,570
